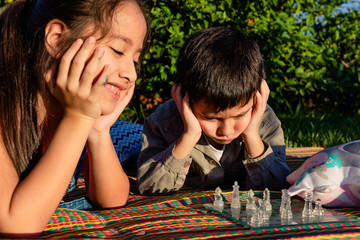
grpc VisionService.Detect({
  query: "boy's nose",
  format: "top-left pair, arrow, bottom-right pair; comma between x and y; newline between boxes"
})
217,121 -> 235,136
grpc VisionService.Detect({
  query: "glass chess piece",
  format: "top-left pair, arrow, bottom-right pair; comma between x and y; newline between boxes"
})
313,198 -> 325,220
263,188 -> 272,212
281,197 -> 293,220
302,188 -> 314,223
250,202 -> 263,227
213,187 -> 224,211
231,181 -> 241,209
246,189 -> 256,212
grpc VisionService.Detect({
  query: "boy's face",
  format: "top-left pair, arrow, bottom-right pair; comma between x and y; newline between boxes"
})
192,98 -> 254,150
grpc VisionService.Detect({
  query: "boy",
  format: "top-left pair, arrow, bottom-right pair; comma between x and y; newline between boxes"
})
137,27 -> 291,195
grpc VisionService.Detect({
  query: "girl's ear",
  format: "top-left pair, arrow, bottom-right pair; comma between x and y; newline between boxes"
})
45,19 -> 69,57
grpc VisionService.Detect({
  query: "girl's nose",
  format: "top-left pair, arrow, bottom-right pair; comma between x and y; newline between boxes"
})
118,58 -> 137,83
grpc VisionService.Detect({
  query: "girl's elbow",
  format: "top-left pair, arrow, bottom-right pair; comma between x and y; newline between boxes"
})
96,193 -> 129,209
0,219 -> 46,239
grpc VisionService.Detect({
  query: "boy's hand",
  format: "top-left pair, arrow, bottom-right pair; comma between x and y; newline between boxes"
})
242,79 -> 269,137
171,84 -> 202,138
45,37 -> 111,121
171,84 -> 202,159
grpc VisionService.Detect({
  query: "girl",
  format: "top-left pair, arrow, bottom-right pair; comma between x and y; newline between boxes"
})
0,0 -> 149,236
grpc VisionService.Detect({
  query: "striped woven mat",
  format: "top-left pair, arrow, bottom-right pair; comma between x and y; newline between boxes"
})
41,147 -> 360,239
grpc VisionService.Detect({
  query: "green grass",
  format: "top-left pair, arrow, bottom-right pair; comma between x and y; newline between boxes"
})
279,111 -> 360,148
121,105 -> 360,149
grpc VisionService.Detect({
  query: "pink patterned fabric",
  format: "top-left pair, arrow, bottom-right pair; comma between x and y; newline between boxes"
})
287,140 -> 360,207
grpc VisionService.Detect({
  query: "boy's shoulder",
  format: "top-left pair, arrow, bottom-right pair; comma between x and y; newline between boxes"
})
147,99 -> 178,120
260,104 -> 282,129
145,99 -> 184,132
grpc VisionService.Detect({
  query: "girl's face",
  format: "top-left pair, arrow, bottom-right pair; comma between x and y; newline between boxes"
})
94,1 -> 147,115
192,99 -> 254,150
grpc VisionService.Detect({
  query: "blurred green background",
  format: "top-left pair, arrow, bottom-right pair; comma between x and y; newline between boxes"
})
1,0 -> 359,148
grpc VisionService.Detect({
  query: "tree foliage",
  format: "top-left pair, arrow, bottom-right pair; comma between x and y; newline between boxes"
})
135,0 -> 359,121
1,0 -> 359,122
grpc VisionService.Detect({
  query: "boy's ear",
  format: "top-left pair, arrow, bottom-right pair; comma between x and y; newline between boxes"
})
44,19 -> 69,57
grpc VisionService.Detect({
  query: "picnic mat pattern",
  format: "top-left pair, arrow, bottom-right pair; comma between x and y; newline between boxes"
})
40,147 -> 360,239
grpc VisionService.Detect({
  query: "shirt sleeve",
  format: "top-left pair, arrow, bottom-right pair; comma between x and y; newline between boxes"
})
242,105 -> 291,190
137,117 -> 191,195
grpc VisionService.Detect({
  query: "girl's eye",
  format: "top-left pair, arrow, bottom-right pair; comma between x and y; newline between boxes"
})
111,48 -> 123,56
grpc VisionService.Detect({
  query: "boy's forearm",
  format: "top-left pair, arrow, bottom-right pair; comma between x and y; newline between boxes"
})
241,133 -> 266,158
172,132 -> 201,159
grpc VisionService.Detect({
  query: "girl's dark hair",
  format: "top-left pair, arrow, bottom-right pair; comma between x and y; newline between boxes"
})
0,0 -> 150,177
174,27 -> 265,111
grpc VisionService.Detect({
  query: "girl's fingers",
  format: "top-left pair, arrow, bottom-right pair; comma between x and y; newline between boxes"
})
66,37 -> 96,92
88,64 -> 112,101
77,47 -> 105,97
56,39 -> 84,88
113,83 -> 135,116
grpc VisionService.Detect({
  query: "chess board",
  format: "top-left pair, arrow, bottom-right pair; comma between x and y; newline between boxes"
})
40,147 -> 360,239
204,198 -> 359,229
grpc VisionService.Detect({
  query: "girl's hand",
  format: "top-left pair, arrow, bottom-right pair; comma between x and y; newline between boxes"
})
45,37 -> 111,120
91,83 -> 135,133
242,79 -> 270,138
171,84 -> 202,137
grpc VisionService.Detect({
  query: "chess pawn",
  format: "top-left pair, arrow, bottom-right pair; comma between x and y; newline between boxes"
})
258,199 -> 269,223
213,187 -> 224,210
280,189 -> 289,215
263,188 -> 272,212
250,204 -> 263,227
246,189 -> 256,212
302,188 -> 314,219
313,198 -> 324,217
231,181 -> 241,209
281,198 -> 293,220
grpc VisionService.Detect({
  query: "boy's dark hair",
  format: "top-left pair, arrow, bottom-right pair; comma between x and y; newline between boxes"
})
174,27 -> 265,111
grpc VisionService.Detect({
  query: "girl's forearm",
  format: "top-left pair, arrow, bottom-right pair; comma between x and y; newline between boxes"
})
3,115 -> 94,234
85,132 -> 129,208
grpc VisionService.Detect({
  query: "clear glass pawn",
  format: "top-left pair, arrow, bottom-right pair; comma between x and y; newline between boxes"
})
313,198 -> 324,217
280,189 -> 289,215
258,199 -> 269,224
281,197 -> 293,219
250,202 -> 263,227
263,188 -> 272,212
302,188 -> 313,219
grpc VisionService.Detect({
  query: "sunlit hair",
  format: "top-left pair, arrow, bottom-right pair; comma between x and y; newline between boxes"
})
174,27 -> 265,111
0,0 -> 150,177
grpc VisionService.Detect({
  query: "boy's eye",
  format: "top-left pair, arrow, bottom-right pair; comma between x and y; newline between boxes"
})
203,116 -> 216,120
111,48 -> 123,56
235,114 -> 246,119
